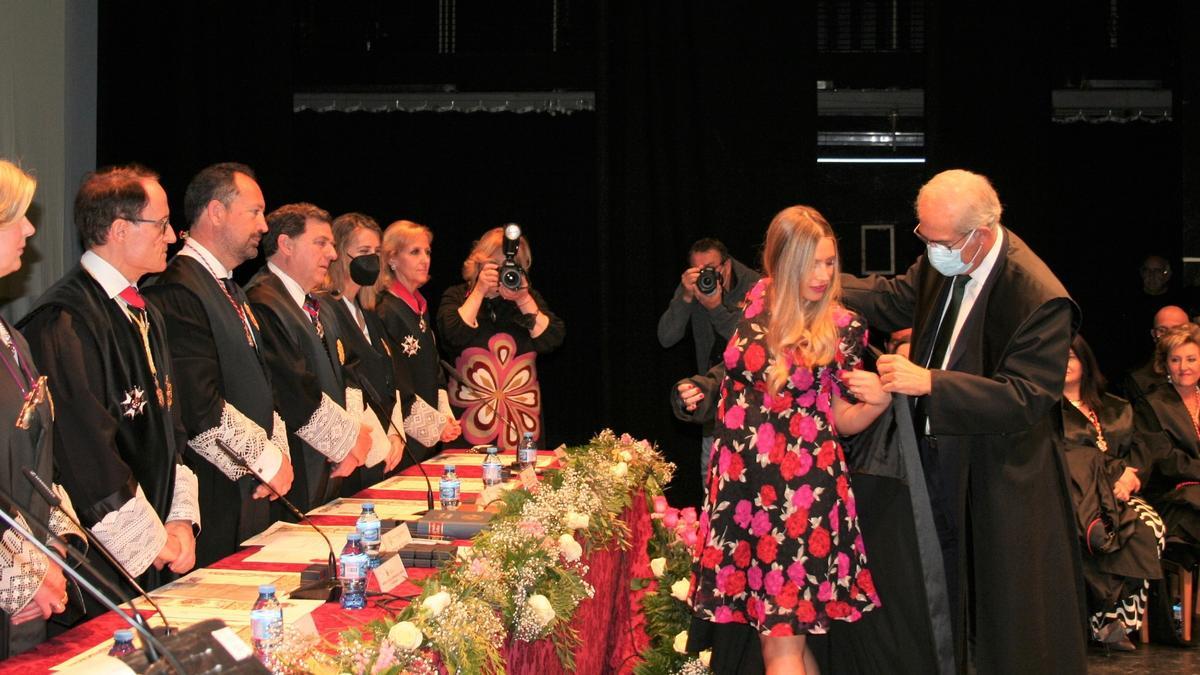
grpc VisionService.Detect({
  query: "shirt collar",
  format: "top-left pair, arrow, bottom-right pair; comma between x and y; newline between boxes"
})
968,225 -> 1004,284
80,250 -> 133,299
179,238 -> 232,280
267,261 -> 308,308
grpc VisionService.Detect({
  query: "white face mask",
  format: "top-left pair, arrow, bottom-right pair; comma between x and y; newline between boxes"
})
926,229 -> 979,277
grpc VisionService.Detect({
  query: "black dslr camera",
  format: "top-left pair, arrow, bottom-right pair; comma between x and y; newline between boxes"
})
696,266 -> 720,295
499,223 -> 526,291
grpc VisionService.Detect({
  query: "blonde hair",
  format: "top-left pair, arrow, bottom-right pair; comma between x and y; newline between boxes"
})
761,205 -> 842,395
461,227 -> 532,284
368,219 -> 433,311
1154,323 -> 1200,375
325,212 -> 382,302
0,160 -> 36,228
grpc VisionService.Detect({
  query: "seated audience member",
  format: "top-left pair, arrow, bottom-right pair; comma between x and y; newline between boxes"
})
369,220 -> 459,463
19,166 -> 200,615
0,160 -> 85,657
319,212 -> 405,491
245,203 -> 372,512
437,227 -> 565,451
1121,305 -> 1188,404
1061,335 -> 1163,651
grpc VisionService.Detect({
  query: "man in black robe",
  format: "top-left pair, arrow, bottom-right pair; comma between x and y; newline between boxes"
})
144,163 -> 295,568
842,169 -> 1087,674
246,203 -> 372,512
18,166 -> 199,607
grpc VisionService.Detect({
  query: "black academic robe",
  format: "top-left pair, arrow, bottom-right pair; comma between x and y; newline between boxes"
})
144,255 -> 275,567
842,229 -> 1087,675
1132,385 -> 1200,545
246,268 -> 351,512
373,290 -> 444,464
18,266 -> 185,600
0,318 -> 57,657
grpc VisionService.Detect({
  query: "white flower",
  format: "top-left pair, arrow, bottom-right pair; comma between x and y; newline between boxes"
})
670,578 -> 691,602
699,649 -> 712,666
673,629 -> 689,654
558,533 -> 583,562
650,557 -> 667,578
611,461 -> 628,478
619,450 -> 633,462
565,511 -> 590,530
387,621 -> 423,651
527,594 -> 556,626
421,590 -> 452,616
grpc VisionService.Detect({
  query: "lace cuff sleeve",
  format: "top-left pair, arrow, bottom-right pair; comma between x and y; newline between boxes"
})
188,402 -> 285,481
389,393 -> 407,443
295,393 -> 358,463
0,515 -> 49,614
166,465 -> 201,530
47,484 -> 86,546
90,486 -> 167,578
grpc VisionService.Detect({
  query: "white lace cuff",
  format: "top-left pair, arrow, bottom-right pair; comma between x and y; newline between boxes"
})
270,411 -> 290,456
437,388 -> 453,419
90,486 -> 167,578
404,394 -> 447,448
295,393 -> 358,463
389,394 -> 408,442
0,514 -> 49,614
47,484 -> 86,545
167,465 -> 201,530
188,402 -> 280,481
363,408 -> 391,467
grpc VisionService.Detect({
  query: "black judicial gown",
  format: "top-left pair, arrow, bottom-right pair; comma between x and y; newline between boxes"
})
374,290 -> 444,464
1133,386 -> 1200,546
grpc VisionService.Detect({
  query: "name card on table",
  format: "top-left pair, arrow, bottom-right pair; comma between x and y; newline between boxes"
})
478,485 -> 503,509
519,466 -> 540,492
290,613 -> 320,638
382,524 -> 412,552
553,444 -> 568,460
373,555 -> 409,593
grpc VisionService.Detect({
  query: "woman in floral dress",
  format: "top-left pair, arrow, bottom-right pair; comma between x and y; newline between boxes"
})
690,205 -> 890,674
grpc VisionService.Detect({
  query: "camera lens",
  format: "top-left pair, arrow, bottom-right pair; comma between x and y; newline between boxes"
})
501,264 -> 523,290
696,266 -> 719,295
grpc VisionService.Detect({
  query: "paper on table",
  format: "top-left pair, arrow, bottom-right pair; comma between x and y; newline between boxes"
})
153,568 -> 304,600
373,475 -> 485,492
240,522 -> 357,564
307,498 -> 427,520
241,521 -> 356,547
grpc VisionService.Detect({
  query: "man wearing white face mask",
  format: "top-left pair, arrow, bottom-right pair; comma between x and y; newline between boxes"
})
841,169 -> 1086,675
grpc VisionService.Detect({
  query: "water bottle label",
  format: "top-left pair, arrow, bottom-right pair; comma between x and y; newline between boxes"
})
250,610 -> 275,640
439,480 -> 460,501
358,521 -> 381,543
341,557 -> 364,579
482,463 -> 502,484
519,445 -> 536,464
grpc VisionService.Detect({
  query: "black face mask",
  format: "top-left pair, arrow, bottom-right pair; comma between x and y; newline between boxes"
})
349,254 -> 381,287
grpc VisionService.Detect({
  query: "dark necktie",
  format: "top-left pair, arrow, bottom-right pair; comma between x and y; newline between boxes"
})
302,294 -> 325,339
914,275 -> 969,435
221,278 -> 258,348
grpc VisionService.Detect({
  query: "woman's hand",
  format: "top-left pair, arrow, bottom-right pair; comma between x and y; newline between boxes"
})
1113,467 -> 1140,502
471,262 -> 500,300
440,417 -> 462,443
677,382 -> 705,412
842,369 -> 891,406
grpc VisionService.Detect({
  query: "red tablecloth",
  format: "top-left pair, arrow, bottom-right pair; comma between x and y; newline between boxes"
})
5,451 -> 650,673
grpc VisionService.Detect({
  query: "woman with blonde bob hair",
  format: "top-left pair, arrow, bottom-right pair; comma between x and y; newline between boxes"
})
369,220 -> 460,464
688,205 -> 891,675
437,226 -> 564,452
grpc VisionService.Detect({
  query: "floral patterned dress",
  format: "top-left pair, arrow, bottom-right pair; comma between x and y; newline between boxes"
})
690,278 -> 880,636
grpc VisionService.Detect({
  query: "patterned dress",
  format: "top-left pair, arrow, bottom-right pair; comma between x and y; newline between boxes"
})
690,278 -> 880,636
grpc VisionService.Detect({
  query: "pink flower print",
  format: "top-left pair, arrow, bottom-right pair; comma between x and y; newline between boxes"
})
816,388 -> 832,414
793,484 -> 815,509
791,367 -> 814,391
713,605 -> 735,623
797,449 -> 813,477
748,565 -> 764,590
845,494 -> 857,520
837,552 -> 850,579
723,403 -> 746,430
796,390 -> 816,409
764,569 -> 784,596
449,333 -> 540,451
834,308 -> 852,328
733,500 -> 753,529
795,415 -> 818,443
755,423 -> 777,459
818,580 -> 834,602
750,510 -> 772,537
723,339 -> 741,370
787,560 -> 806,587
829,503 -> 840,528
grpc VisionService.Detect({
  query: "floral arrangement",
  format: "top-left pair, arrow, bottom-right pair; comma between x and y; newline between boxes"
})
275,430 -> 674,674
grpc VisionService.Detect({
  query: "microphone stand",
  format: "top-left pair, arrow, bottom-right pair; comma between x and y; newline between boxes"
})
351,369 -> 435,511
213,440 -> 340,602
21,468 -> 174,638
0,491 -> 184,673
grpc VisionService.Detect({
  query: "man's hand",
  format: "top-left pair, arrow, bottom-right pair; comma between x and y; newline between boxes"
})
385,434 -> 405,472
152,533 -> 182,571
1113,467 -> 1140,502
12,562 -> 68,624
696,282 -> 723,310
472,262 -> 500,299
677,382 -> 705,412
440,417 -> 462,443
841,369 -> 891,406
253,458 -> 294,500
164,521 -> 197,574
351,424 -> 373,464
680,267 -> 701,303
877,353 -> 933,396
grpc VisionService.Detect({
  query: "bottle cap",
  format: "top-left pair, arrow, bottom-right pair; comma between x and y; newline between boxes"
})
444,465 -> 456,472
487,446 -> 498,454
115,629 -> 134,641
258,584 -> 276,595
362,502 -> 374,510
347,533 -> 362,542
523,431 -> 534,439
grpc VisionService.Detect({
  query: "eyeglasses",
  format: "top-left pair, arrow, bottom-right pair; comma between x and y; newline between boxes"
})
913,223 -> 975,252
125,216 -> 172,236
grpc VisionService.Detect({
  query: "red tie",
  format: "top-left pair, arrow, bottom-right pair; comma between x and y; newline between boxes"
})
119,286 -> 146,310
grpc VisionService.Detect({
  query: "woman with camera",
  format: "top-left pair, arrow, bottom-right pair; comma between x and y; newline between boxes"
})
437,226 -> 564,451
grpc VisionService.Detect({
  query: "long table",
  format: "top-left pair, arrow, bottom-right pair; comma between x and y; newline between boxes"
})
7,450 -> 651,673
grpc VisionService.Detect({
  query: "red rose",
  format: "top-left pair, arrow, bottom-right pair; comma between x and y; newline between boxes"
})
743,343 -> 767,373
808,526 -> 831,558
768,623 -> 794,637
816,441 -> 837,470
780,452 -> 800,480
767,439 -> 786,465
725,452 -> 745,480
732,541 -> 752,568
769,391 -> 793,413
795,599 -> 817,623
733,381 -> 745,392
788,413 -> 806,439
701,546 -> 724,569
785,509 -> 810,537
756,535 -> 779,564
836,474 -> 849,501
725,570 -> 747,596
775,581 -> 799,609
826,600 -> 851,619
760,484 -> 777,507
746,596 -> 764,623
856,569 -> 876,597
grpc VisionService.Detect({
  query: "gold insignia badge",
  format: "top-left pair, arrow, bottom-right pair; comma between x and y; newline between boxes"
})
337,338 -> 345,365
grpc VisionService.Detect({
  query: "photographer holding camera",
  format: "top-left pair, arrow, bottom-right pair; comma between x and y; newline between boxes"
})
658,238 -> 760,481
437,225 -> 565,451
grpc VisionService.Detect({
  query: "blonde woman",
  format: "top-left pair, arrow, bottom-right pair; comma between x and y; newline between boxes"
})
436,227 -> 564,451
688,206 -> 889,674
369,220 -> 460,464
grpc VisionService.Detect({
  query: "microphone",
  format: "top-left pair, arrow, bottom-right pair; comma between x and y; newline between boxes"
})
22,468 -> 174,637
349,367 -> 435,511
439,359 -> 523,448
0,487 -> 184,673
213,439 -> 339,602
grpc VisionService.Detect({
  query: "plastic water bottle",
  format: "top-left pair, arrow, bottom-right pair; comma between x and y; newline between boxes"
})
439,465 -> 461,509
250,584 -> 283,662
340,534 -> 368,610
108,629 -> 136,657
357,502 -> 382,569
518,432 -> 537,472
482,446 -> 503,487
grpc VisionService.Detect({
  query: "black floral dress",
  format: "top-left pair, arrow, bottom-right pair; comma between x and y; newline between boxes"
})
690,278 -> 880,636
